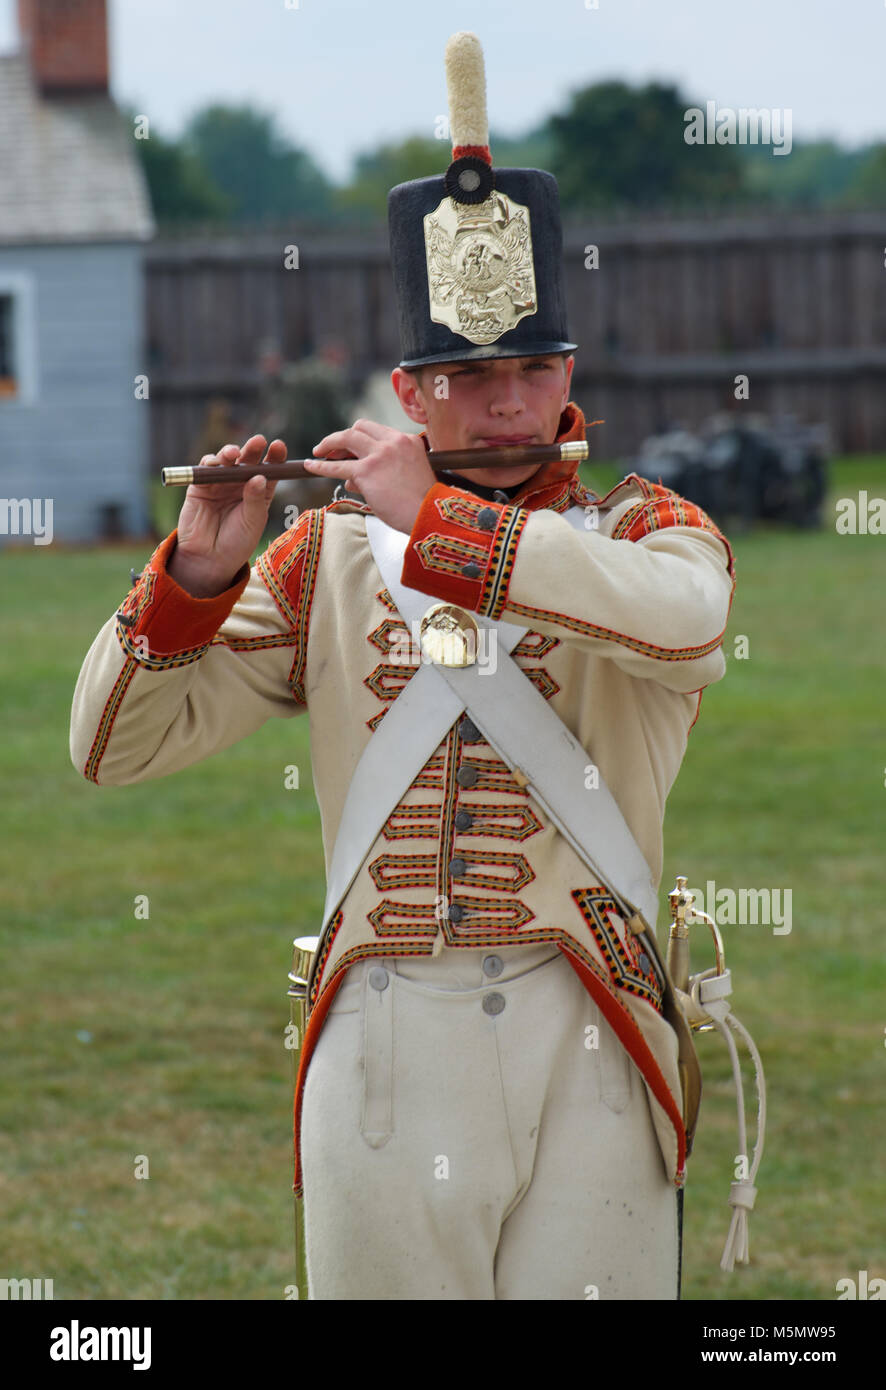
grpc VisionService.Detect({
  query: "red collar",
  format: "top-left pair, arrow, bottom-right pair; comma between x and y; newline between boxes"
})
420,402 -> 596,512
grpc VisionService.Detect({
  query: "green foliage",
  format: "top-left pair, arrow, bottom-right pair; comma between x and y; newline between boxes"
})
839,142 -> 886,207
129,91 -> 886,231
488,127 -> 557,173
334,135 -> 447,218
185,104 -> 334,223
124,105 -> 233,225
547,80 -> 745,211
734,139 -> 876,208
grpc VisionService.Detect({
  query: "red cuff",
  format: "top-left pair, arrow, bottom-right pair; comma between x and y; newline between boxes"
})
401,484 -> 528,619
116,531 -> 250,660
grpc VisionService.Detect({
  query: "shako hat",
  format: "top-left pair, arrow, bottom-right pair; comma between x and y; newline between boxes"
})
388,32 -> 577,370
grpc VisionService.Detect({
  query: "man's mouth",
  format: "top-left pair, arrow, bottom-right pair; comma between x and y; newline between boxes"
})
478,436 -> 536,447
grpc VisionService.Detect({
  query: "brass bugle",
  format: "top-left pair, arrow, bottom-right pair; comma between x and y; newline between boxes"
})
161,439 -> 590,487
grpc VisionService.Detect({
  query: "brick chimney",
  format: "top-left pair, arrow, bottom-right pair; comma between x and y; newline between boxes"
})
17,0 -> 109,94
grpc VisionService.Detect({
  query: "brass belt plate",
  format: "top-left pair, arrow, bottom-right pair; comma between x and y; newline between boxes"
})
419,602 -> 481,667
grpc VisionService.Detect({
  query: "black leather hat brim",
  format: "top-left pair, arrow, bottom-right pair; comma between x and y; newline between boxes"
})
399,341 -> 578,370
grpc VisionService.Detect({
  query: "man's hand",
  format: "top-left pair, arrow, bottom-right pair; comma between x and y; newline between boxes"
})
167,435 -> 285,597
304,419 -> 436,534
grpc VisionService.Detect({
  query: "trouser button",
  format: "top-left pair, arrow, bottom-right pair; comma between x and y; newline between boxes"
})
482,954 -> 504,977
482,992 -> 505,1016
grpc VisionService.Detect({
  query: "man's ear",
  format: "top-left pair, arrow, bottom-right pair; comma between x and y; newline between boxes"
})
392,367 -> 429,425
561,354 -> 575,407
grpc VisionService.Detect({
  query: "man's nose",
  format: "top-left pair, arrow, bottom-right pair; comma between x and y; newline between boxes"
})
488,375 -> 525,415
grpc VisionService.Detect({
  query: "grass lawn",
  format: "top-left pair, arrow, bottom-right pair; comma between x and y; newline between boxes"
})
1,455 -> 884,1300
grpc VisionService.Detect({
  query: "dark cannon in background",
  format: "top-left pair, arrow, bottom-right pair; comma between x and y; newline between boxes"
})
633,413 -> 830,532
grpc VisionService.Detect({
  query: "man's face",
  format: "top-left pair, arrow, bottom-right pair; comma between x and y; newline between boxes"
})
391,353 -> 575,491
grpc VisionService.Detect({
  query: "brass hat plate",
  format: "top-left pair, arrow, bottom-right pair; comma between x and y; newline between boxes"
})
423,190 -> 537,345
419,602 -> 481,667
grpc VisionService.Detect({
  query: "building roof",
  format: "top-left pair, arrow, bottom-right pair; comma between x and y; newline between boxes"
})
0,51 -> 155,246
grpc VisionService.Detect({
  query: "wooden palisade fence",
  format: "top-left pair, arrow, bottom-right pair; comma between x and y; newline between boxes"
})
144,210 -> 886,472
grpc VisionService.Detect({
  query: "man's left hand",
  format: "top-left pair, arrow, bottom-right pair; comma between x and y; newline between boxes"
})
305,419 -> 437,534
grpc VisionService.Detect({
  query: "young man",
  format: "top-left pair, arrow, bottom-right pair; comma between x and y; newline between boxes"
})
70,33 -> 735,1299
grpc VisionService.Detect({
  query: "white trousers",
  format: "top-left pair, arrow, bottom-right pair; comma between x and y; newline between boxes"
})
300,943 -> 679,1300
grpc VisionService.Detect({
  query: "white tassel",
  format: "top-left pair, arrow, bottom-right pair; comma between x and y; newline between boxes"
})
720,1180 -> 757,1272
692,979 -> 767,1272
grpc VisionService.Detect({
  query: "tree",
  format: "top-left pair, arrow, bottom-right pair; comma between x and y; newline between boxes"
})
838,143 -> 886,207
734,139 -> 871,208
546,80 -> 745,211
185,105 -> 335,224
125,107 -> 233,226
335,127 -> 557,220
335,137 -> 446,219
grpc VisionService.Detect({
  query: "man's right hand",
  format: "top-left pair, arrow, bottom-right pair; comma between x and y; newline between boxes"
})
166,435 -> 285,597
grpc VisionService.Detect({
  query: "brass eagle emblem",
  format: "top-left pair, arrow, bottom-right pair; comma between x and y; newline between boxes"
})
423,190 -> 537,345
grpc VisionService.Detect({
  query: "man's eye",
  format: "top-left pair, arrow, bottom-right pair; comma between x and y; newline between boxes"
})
526,362 -> 552,370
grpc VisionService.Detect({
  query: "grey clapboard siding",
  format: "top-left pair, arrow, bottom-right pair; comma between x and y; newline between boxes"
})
0,242 -> 150,544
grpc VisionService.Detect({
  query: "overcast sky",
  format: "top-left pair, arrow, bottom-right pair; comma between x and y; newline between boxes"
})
2,0 -> 883,181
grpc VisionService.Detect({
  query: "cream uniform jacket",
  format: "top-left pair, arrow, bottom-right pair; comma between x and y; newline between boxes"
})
70,403 -> 735,1197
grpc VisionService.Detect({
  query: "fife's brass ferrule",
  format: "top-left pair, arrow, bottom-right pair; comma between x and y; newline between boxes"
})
160,467 -> 195,486
559,441 -> 589,463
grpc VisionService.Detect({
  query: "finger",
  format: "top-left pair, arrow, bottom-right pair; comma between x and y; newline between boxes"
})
302,456 -> 354,479
250,472 -> 279,500
245,473 -> 273,499
236,434 -> 269,463
187,443 -> 253,495
312,428 -> 349,454
239,473 -> 275,520
199,445 -> 239,468
312,423 -> 376,457
263,438 -> 288,462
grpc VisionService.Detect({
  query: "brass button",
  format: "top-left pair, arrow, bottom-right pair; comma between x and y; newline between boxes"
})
454,810 -> 473,830
449,858 -> 466,877
456,766 -> 478,787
